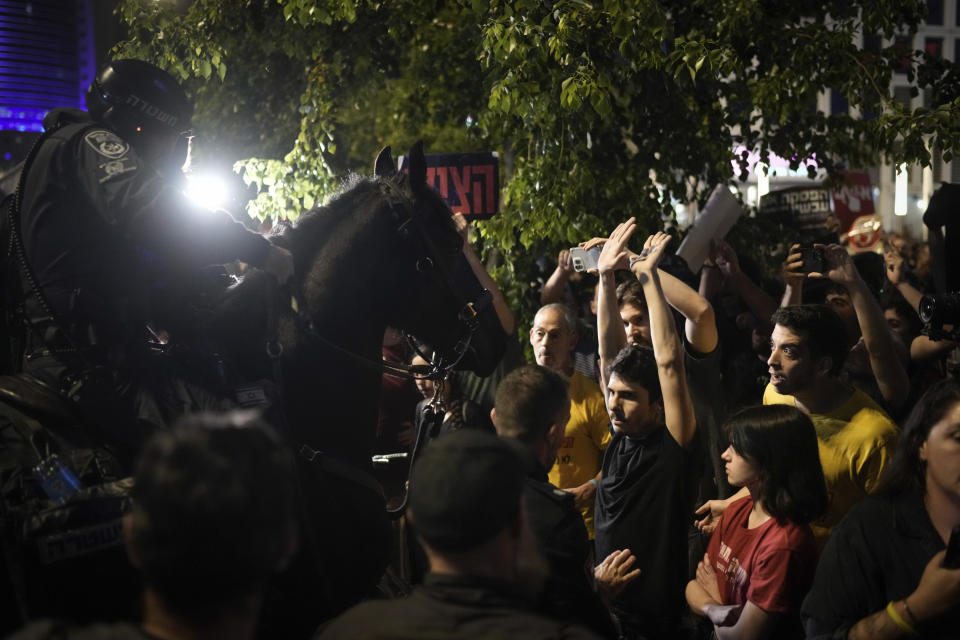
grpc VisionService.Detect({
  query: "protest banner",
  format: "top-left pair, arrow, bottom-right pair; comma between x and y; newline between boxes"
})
399,151 -> 500,220
759,185 -> 836,243
831,170 -> 875,234
846,215 -> 883,253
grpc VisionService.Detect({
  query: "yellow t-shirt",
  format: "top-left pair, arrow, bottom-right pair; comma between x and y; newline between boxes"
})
548,370 -> 612,537
763,383 -> 899,546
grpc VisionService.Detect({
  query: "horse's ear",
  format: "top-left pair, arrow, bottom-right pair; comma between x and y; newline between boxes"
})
374,146 -> 394,178
408,140 -> 427,193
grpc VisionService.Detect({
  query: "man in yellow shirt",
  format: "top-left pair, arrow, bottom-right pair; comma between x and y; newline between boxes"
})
699,304 -> 898,547
530,303 -> 610,536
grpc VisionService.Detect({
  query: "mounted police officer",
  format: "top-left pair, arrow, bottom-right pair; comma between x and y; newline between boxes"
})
5,59 -> 293,460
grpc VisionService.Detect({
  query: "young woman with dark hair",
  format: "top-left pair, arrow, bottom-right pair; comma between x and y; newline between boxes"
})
802,378 -> 960,639
686,404 -> 827,639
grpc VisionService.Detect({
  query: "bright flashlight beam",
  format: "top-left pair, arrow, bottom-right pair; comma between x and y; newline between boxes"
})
184,174 -> 229,211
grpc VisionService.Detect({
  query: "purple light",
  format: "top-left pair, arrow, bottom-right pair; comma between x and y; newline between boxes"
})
0,0 -> 94,133
731,145 -> 819,177
0,105 -> 46,132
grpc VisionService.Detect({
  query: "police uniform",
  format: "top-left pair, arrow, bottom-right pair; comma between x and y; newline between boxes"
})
14,107 -> 272,446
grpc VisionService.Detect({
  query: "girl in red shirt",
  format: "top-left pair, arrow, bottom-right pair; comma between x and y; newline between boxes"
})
685,405 -> 827,639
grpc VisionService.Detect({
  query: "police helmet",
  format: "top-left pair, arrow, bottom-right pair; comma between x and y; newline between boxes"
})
85,59 -> 193,148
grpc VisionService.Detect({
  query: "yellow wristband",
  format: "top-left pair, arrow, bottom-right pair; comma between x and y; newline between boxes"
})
901,597 -> 919,627
886,601 -> 918,635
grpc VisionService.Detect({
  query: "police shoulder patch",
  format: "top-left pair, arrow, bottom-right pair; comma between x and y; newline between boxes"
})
84,130 -> 129,159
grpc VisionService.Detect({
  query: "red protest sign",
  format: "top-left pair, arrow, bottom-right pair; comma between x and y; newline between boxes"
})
831,170 -> 875,233
400,152 -> 500,220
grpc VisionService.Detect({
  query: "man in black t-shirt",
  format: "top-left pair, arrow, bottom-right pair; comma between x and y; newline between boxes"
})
585,221 -> 700,639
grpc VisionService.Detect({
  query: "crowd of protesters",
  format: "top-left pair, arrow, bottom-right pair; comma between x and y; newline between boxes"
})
4,57 -> 960,640
8,201 -> 960,639
360,198 -> 960,639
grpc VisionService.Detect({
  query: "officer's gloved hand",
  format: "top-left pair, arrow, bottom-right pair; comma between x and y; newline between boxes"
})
263,244 -> 295,285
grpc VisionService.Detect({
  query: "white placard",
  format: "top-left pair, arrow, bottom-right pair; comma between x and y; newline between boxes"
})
676,185 -> 743,271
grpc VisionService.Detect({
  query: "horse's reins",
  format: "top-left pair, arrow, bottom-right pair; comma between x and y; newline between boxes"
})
376,174 -> 499,516
379,175 -> 491,380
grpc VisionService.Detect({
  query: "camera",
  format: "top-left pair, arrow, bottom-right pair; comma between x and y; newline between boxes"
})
919,292 -> 960,340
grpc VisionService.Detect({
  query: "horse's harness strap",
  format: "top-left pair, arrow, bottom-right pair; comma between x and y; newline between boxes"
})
257,277 -> 384,504
379,179 -> 469,306
298,444 -> 384,501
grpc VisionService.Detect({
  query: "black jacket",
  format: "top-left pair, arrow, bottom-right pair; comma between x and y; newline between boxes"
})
522,450 -> 617,638
317,573 -> 604,639
802,490 -> 960,639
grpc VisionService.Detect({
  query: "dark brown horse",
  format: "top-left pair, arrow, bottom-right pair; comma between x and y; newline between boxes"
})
202,142 -> 507,635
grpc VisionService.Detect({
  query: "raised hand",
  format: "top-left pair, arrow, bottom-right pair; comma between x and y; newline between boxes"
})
816,243 -> 859,286
885,249 -> 906,285
452,212 -> 470,243
712,239 -> 741,278
583,217 -> 639,275
781,243 -> 806,287
629,230 -> 671,274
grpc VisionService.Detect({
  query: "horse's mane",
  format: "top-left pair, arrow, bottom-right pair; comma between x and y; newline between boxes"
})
271,174 -> 381,260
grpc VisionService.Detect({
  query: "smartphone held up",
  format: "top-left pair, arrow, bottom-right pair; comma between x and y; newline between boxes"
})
797,246 -> 825,275
570,246 -> 602,273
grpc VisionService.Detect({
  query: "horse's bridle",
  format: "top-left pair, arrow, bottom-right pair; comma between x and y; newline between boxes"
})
274,174 -> 493,389
374,174 -> 493,383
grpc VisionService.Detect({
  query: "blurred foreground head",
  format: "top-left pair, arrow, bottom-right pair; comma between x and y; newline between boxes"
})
407,429 -> 526,553
127,411 -> 296,621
